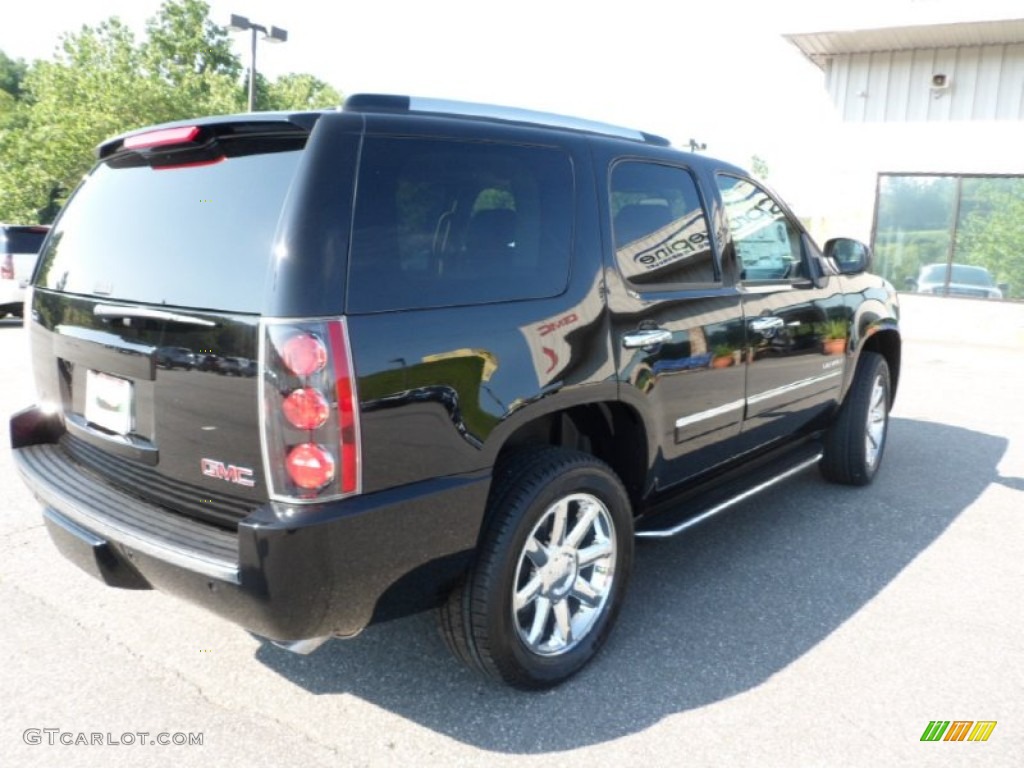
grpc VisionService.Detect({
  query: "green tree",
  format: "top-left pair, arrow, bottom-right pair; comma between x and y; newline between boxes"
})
750,154 -> 769,180
955,179 -> 1024,299
0,0 -> 341,224
261,72 -> 342,111
0,50 -> 28,100
144,0 -> 242,114
0,20 -> 168,221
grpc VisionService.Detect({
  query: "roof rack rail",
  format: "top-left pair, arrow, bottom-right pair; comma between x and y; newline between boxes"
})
343,94 -> 671,147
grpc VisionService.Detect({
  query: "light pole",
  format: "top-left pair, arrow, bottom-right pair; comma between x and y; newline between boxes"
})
226,14 -> 288,112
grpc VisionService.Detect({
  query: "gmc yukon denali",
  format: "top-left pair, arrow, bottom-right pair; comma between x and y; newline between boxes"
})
10,95 -> 900,689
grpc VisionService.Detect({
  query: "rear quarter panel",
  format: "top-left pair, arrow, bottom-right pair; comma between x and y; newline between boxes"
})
346,131 -> 613,493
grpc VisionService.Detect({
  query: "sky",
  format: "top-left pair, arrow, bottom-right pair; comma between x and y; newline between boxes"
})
2,0 -> 1023,215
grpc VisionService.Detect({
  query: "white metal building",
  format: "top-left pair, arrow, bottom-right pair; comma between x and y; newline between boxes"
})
788,20 -> 1024,123
784,18 -> 1024,299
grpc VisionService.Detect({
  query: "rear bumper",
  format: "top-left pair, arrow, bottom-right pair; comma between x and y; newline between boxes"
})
12,409 -> 490,641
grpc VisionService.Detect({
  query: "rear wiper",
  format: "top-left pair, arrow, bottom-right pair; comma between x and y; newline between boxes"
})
94,304 -> 217,328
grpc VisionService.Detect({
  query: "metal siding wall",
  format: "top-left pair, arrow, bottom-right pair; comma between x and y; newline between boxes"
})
996,43 -> 1024,119
951,47 -> 981,121
825,44 -> 1024,122
849,53 -> 872,122
866,51 -> 892,122
974,46 -> 1003,120
928,48 -> 958,121
907,49 -> 936,121
886,51 -> 914,122
832,55 -> 851,119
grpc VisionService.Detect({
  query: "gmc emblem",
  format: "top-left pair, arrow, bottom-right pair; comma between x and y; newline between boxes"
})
201,458 -> 256,487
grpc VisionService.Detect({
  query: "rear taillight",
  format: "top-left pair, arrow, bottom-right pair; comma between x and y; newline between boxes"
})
260,318 -> 361,502
285,443 -> 336,490
282,388 -> 330,430
281,333 -> 328,377
1,254 -> 13,280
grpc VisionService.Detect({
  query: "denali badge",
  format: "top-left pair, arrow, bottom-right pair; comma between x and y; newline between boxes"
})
201,458 -> 255,487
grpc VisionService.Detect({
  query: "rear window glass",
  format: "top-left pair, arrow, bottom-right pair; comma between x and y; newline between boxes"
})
35,143 -> 301,313
1,228 -> 47,255
347,137 -> 573,313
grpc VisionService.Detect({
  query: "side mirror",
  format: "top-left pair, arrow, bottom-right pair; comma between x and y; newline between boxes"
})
824,238 -> 872,275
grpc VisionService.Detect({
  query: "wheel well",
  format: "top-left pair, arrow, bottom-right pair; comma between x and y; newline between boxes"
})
861,329 -> 901,400
493,402 -> 648,513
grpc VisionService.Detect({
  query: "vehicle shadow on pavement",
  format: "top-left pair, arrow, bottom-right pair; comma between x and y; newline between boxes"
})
254,417 -> 1006,753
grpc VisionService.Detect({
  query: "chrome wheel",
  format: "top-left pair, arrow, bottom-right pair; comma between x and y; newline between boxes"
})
512,492 -> 617,656
864,374 -> 888,470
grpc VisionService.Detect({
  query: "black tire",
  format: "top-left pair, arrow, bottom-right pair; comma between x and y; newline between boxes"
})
820,351 -> 891,486
439,447 -> 633,689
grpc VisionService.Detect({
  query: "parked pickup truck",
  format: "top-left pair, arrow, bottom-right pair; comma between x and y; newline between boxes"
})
10,95 -> 900,689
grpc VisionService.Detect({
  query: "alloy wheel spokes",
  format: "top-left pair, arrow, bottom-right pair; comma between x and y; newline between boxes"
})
512,493 -> 617,656
865,376 -> 888,467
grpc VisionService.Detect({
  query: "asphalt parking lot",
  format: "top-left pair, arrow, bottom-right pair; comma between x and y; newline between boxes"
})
1,294 -> 1022,767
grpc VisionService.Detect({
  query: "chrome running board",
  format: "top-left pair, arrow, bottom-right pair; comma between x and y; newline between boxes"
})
635,452 -> 823,539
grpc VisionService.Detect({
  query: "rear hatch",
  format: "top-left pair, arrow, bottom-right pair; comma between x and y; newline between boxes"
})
29,115 -> 317,529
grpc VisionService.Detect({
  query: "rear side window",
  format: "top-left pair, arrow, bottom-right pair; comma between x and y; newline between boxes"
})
1,228 -> 47,255
35,143 -> 302,313
610,161 -> 716,286
347,137 -> 573,313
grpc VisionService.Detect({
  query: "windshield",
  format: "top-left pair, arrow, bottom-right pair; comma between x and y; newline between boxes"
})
34,142 -> 302,313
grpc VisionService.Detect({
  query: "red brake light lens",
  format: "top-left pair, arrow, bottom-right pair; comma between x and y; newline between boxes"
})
281,333 -> 328,377
262,319 -> 361,504
285,443 -> 336,490
1,255 -> 12,280
328,322 -> 359,495
123,125 -> 200,150
282,387 -> 330,430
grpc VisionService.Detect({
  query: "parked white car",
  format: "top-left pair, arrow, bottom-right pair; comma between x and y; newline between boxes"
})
907,263 -> 1003,300
1,224 -> 50,318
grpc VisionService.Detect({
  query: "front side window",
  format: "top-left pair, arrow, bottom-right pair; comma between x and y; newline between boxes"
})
716,176 -> 805,281
347,137 -> 573,313
610,161 -> 716,286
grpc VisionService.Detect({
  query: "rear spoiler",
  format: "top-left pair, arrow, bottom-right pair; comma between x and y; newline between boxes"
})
96,112 -> 326,160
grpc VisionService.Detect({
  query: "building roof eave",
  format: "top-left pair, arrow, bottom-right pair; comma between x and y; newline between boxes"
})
784,19 -> 1024,69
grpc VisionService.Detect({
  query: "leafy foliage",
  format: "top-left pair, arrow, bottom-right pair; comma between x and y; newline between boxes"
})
0,0 -> 341,224
955,178 -> 1024,298
260,73 -> 342,111
750,154 -> 769,180
0,50 -> 28,99
875,174 -> 1022,298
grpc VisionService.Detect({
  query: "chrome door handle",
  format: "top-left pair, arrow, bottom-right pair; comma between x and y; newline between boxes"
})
622,329 -> 672,349
749,316 -> 784,334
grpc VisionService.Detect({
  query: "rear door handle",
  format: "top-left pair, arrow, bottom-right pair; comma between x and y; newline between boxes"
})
622,329 -> 672,348
749,316 -> 784,334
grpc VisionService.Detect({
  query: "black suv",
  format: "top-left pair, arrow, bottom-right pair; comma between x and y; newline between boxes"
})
11,95 -> 900,689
